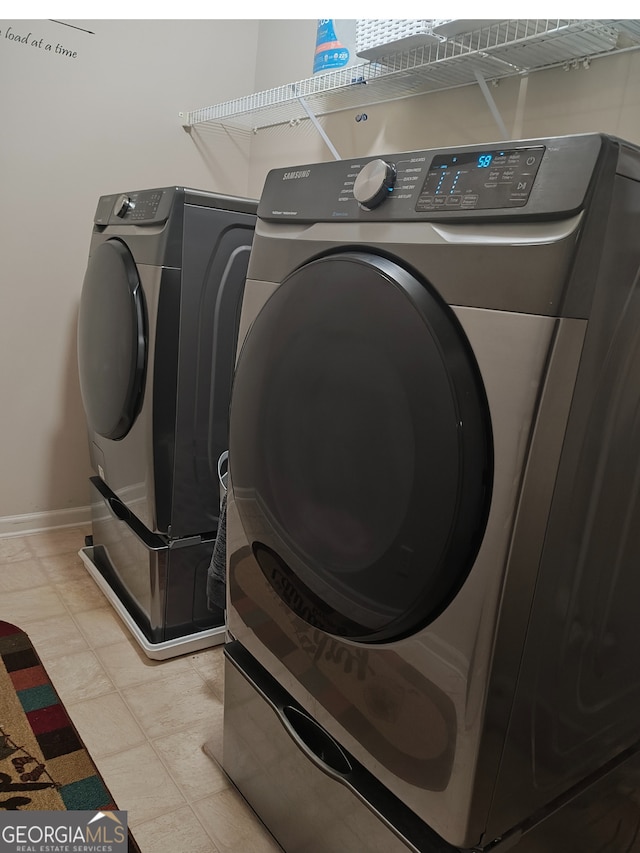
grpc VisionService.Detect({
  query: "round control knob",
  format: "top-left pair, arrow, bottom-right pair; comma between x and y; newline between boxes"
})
114,194 -> 134,218
353,159 -> 397,210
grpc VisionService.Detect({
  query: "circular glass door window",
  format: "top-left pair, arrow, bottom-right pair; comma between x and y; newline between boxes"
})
230,252 -> 493,642
77,239 -> 147,440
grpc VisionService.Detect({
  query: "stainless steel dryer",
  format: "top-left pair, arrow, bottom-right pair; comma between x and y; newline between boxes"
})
77,186 -> 256,658
222,135 -> 640,850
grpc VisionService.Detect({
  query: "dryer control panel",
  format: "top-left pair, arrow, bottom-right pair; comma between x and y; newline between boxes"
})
258,133 -> 609,222
415,146 -> 544,212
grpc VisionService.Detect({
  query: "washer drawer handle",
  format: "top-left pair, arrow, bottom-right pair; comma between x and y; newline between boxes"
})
107,496 -> 131,523
90,476 -> 166,552
281,704 -> 352,776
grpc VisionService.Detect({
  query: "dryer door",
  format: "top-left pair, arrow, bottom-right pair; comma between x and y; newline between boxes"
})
78,239 -> 147,440
230,252 -> 493,642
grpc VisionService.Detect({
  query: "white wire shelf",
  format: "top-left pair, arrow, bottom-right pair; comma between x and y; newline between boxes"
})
181,20 -> 640,133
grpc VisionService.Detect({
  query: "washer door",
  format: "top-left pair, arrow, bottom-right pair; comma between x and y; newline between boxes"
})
230,252 -> 493,642
77,239 -> 147,440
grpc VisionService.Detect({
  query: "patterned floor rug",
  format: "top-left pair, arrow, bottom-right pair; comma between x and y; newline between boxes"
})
0,620 -> 141,851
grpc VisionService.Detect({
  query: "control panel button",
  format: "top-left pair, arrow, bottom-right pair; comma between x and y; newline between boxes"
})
353,159 -> 397,210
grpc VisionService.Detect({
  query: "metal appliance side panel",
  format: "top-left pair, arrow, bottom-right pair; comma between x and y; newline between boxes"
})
169,205 -> 255,538
227,305 -> 581,847
91,263 -> 171,534
501,746 -> 640,852
485,170 -> 640,840
469,316 -> 588,840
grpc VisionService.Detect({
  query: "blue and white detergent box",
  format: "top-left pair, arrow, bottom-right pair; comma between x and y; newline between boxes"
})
313,19 -> 358,74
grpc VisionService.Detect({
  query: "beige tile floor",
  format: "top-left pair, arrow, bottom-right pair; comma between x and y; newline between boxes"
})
0,525 -> 284,853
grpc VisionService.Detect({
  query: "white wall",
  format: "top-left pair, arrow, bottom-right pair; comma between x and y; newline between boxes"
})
1,18 -> 640,533
0,18 -> 259,531
254,19 -> 318,90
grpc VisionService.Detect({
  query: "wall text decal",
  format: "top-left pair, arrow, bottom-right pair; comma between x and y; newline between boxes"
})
1,24 -> 79,59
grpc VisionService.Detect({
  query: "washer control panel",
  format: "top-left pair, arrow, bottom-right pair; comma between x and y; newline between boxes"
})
258,134 -> 605,222
94,188 -> 174,226
112,190 -> 165,221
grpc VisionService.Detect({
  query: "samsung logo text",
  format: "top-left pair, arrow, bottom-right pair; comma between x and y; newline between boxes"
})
282,170 -> 311,181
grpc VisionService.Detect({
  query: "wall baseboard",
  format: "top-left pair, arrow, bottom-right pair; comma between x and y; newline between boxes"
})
0,506 -> 91,538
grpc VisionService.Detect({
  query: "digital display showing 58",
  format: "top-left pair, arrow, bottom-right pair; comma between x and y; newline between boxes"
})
416,146 -> 545,212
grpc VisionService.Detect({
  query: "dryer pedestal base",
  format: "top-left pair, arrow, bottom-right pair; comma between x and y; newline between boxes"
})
83,475 -> 225,659
79,547 -> 225,660
221,640 -> 640,853
221,642 -> 461,853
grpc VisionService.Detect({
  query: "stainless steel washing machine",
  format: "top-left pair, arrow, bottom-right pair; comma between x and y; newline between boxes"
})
221,134 -> 640,849
77,186 -> 256,657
